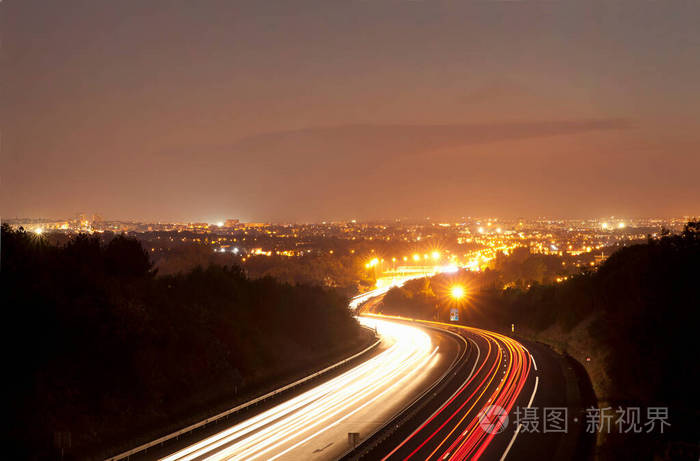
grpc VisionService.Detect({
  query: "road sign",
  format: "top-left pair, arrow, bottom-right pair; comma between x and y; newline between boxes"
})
348,432 -> 360,448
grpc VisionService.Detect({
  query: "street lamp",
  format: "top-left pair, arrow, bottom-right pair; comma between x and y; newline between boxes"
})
450,285 -> 465,300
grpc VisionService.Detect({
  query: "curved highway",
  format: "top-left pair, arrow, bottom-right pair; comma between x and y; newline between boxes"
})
371,316 -> 533,461
109,280 -> 592,461
158,318 -> 464,461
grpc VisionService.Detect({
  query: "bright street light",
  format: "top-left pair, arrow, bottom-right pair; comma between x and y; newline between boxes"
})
450,285 -> 465,300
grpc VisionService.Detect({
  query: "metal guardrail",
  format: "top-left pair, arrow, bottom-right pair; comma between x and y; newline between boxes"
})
105,335 -> 381,461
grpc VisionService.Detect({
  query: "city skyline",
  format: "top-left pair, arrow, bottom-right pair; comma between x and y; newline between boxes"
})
5,212 -> 697,227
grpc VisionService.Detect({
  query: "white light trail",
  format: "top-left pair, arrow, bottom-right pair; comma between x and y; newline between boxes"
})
160,318 -> 433,461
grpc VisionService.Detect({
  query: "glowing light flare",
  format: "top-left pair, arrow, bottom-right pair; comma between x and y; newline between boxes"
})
366,258 -> 380,269
450,285 -> 466,300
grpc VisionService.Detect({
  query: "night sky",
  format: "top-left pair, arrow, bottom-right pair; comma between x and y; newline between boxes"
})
3,1 -> 699,223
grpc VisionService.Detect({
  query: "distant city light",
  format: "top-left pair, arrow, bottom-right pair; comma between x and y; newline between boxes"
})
217,221 -> 224,227
442,264 -> 459,273
413,254 -> 421,262
431,251 -> 441,260
618,222 -> 626,229
34,228 -> 43,235
602,222 -> 609,229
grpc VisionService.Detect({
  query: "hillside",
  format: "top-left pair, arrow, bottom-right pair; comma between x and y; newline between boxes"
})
2,225 -> 367,460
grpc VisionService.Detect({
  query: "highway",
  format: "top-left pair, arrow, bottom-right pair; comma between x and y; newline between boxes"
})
355,315 -> 535,461
348,313 -> 595,461
157,317 -> 464,461
141,293 -> 592,461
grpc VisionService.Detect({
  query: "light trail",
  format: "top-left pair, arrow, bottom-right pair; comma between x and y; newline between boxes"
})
365,314 -> 533,461
157,307 -> 532,461
499,376 -> 538,461
159,318 -> 434,461
349,265 -> 461,311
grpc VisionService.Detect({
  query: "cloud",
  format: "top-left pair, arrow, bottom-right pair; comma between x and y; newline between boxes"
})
230,119 -> 631,162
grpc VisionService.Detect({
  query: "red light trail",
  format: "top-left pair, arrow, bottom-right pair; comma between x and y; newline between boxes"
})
365,315 -> 533,461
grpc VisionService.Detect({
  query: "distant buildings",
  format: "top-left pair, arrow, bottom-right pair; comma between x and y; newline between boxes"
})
4,214 -> 692,277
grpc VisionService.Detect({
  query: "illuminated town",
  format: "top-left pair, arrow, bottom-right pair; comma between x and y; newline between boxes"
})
5,214 -> 691,289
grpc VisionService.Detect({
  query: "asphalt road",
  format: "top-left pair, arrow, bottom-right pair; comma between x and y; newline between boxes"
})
345,315 -> 596,461
152,317 -> 464,461
347,316 -> 532,461
494,338 -> 596,461
127,293 -> 594,461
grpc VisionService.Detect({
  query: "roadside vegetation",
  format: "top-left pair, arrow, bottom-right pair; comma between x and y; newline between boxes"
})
377,221 -> 700,460
2,224 -> 368,460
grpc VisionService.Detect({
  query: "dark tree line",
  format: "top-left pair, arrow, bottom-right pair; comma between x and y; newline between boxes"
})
1,225 -> 365,460
495,222 -> 699,459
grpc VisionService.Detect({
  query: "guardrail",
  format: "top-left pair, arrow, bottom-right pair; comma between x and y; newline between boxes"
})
105,334 -> 381,461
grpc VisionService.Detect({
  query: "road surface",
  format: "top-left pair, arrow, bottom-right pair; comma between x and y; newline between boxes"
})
156,317 -> 464,461
135,296 -> 593,461
355,315 -> 533,461
347,315 -> 595,461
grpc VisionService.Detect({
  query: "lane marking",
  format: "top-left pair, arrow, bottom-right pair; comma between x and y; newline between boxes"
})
499,375 -> 539,461
530,353 -> 538,372
380,334 -> 481,460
